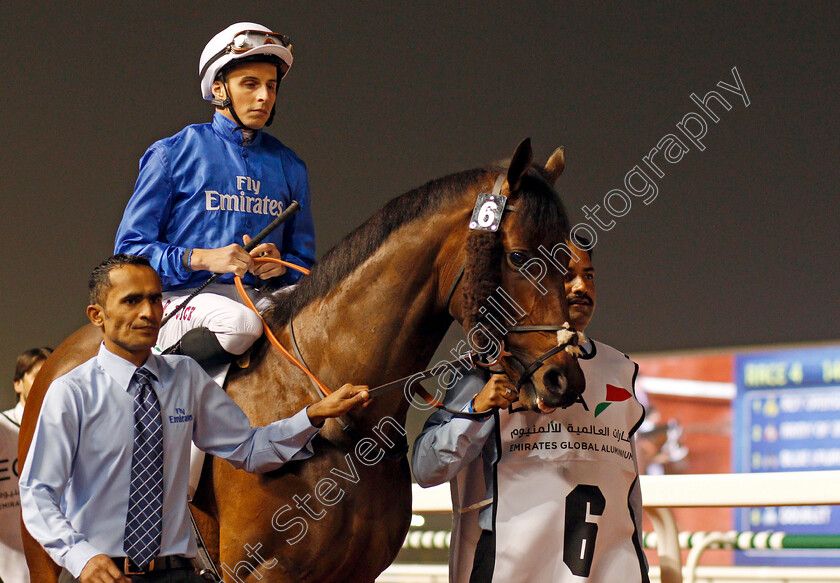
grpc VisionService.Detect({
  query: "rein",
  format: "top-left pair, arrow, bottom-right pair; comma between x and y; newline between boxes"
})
233,258 -> 499,418
231,260 -> 332,396
234,258 -> 455,410
228,173 -> 584,419
161,201 -> 302,332
229,175 -> 503,416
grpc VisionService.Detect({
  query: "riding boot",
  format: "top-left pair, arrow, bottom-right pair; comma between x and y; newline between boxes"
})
169,327 -> 238,370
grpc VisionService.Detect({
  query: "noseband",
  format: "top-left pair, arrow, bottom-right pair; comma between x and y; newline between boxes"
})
446,261 -> 585,391
504,324 -> 585,390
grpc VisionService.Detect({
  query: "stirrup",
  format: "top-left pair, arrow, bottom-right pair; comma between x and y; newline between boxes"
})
235,350 -> 252,369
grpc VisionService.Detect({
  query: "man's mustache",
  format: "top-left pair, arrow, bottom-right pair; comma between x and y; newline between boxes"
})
567,293 -> 592,306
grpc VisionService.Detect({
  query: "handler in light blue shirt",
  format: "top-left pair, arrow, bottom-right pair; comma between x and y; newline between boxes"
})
19,254 -> 369,582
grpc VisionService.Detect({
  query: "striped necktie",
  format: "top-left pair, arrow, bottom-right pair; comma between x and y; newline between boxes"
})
123,367 -> 164,570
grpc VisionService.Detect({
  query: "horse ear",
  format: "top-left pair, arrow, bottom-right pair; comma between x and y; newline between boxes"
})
543,146 -> 565,186
506,138 -> 533,192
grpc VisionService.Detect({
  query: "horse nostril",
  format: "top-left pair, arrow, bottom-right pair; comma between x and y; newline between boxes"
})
543,367 -> 568,394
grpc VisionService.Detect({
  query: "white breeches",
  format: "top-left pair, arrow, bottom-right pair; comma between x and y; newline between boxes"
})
156,283 -> 269,357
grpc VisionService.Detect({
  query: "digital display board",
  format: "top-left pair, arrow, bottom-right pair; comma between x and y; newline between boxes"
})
733,345 -> 840,565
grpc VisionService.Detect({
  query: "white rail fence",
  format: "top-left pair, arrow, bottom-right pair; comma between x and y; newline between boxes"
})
380,471 -> 840,583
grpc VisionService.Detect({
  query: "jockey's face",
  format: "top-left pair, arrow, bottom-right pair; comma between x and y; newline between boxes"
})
87,265 -> 163,367
565,241 -> 596,332
213,61 -> 278,130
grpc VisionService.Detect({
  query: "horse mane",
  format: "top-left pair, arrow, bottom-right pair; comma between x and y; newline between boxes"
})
267,167 -> 492,327
267,163 -> 570,333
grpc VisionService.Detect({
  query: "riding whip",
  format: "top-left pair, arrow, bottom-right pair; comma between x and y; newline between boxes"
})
188,506 -> 223,581
160,200 -> 301,335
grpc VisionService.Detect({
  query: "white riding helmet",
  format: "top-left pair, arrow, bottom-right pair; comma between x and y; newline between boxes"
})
199,22 -> 294,101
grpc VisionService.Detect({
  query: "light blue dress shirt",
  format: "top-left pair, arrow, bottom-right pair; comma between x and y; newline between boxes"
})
20,343 -> 319,578
411,370 -> 497,530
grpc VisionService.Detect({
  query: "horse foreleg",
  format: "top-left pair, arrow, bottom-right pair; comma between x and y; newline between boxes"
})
192,451 -> 221,570
215,463 -> 321,583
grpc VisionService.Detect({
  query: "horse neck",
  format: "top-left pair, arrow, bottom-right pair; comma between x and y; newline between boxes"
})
292,201 -> 471,392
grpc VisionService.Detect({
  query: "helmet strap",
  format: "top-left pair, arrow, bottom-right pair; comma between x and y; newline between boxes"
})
264,66 -> 283,127
215,80 -> 259,135
210,61 -> 283,130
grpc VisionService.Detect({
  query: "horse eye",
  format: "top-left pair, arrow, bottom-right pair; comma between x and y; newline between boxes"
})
509,251 -> 528,267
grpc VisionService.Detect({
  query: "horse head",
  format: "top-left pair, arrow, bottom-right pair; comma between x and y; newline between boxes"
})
452,139 -> 586,412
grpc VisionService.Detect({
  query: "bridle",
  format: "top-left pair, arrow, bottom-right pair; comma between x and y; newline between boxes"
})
442,174 -> 585,394
236,173 -> 584,420
443,260 -> 584,393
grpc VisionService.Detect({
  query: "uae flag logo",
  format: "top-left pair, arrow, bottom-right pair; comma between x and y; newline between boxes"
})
594,384 -> 631,417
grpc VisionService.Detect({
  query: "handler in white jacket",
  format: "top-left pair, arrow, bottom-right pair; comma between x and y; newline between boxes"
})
412,240 -> 649,583
0,346 -> 51,583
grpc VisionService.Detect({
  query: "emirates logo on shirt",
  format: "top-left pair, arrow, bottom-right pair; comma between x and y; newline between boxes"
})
168,407 -> 193,424
204,176 -> 284,217
204,189 -> 284,217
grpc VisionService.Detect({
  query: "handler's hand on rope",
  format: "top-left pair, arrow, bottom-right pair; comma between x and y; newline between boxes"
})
190,244 -> 253,276
307,384 -> 370,426
79,554 -> 130,583
243,234 -> 287,278
473,373 -> 518,412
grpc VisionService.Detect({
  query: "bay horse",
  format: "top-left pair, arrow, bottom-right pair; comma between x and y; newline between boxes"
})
19,139 -> 586,582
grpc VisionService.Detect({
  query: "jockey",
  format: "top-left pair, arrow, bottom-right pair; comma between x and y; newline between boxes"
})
115,22 -> 315,385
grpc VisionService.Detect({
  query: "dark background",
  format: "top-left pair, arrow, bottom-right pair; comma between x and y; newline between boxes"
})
2,2 -> 838,409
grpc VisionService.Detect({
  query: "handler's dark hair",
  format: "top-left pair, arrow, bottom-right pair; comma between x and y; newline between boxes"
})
14,347 -> 53,383
88,254 -> 153,305
571,235 -> 594,261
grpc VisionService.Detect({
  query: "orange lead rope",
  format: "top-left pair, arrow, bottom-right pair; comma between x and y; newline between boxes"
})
233,258 -> 332,395
235,257 -> 446,407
